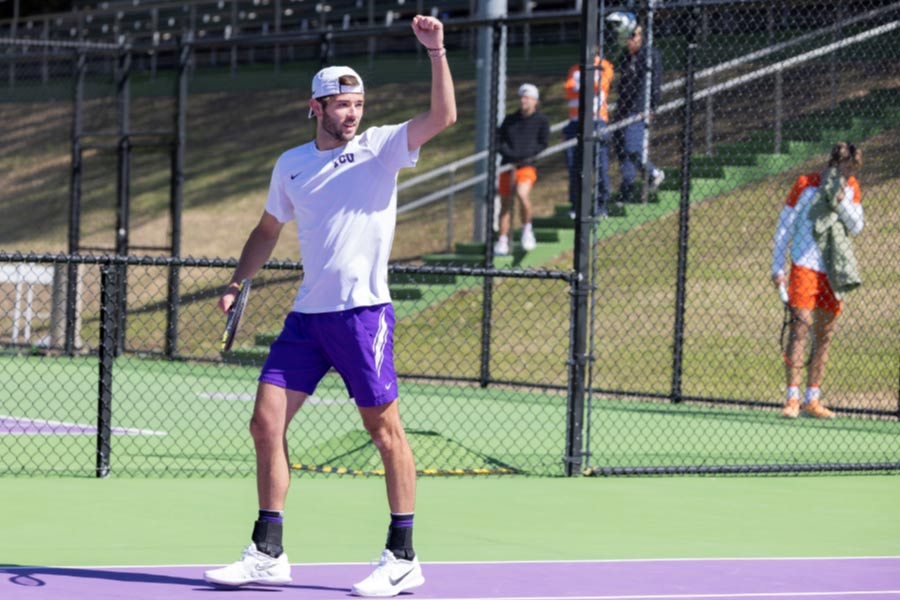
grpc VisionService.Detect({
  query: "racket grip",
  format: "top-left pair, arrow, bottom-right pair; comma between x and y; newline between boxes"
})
778,282 -> 789,304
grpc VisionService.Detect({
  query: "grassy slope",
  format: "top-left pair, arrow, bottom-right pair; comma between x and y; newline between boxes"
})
0,48 -> 572,259
3,40 -> 899,258
393,126 -> 900,412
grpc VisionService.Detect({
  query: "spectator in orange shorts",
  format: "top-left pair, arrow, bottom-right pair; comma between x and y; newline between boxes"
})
771,142 -> 864,419
493,83 -> 550,256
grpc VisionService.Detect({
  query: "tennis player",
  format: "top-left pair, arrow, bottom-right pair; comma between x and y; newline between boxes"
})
771,142 -> 864,419
204,15 -> 455,597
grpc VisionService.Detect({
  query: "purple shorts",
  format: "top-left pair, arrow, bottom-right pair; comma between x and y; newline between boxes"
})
258,303 -> 398,407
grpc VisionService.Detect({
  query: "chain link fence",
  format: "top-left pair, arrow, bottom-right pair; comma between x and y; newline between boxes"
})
1,0 -> 898,477
582,0 -> 900,474
0,254 -> 575,477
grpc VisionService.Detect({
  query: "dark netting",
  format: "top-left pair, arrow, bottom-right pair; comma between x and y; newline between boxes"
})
0,255 -> 574,477
583,0 -> 900,475
1,0 -> 898,478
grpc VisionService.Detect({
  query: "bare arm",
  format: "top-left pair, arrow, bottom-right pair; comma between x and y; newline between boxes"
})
407,15 -> 457,151
217,211 -> 285,313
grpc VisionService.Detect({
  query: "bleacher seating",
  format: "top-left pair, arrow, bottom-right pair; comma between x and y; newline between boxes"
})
3,0 -> 564,45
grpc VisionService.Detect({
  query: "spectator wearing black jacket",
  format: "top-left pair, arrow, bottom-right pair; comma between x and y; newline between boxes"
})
494,83 -> 550,256
608,12 -> 665,205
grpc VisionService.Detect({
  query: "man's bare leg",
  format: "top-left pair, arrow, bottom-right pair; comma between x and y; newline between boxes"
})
785,307 -> 812,387
252,382 -> 307,510
202,383 -> 305,586
351,398 -> 424,595
807,308 -> 838,388
801,308 -> 839,418
516,180 -> 534,226
495,193 -> 515,254
359,400 -> 416,513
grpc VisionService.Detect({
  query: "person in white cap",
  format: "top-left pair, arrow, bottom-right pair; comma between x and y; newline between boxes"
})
205,15 -> 456,597
493,82 -> 550,256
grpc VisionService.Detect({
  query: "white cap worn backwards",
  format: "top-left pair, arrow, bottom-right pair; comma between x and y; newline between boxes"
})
311,65 -> 364,99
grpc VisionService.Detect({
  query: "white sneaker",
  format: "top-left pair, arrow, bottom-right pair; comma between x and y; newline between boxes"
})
203,543 -> 292,587
650,168 -> 665,191
493,237 -> 510,256
521,228 -> 537,251
351,549 -> 424,597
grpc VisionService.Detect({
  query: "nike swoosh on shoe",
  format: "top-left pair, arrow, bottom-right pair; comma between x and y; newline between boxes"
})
388,568 -> 415,587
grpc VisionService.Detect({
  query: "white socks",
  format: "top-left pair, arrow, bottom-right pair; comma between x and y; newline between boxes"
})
788,385 -> 821,404
804,385 -> 821,405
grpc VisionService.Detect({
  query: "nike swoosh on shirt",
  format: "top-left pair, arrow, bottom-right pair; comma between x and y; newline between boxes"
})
388,568 -> 415,587
290,171 -> 302,180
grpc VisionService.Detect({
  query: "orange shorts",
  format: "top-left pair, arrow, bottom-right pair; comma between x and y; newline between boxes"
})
498,166 -> 538,197
788,264 -> 842,315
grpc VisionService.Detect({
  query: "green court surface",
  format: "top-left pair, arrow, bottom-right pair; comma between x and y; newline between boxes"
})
2,475 -> 899,567
3,354 -> 898,478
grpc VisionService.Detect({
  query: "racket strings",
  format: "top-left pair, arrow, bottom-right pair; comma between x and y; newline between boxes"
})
780,304 -> 813,367
221,279 -> 252,352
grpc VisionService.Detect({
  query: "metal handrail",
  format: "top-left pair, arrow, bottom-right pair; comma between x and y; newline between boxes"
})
396,0 -> 900,201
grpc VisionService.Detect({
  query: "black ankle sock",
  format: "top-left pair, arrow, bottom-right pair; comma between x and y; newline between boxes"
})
252,519 -> 284,558
258,509 -> 284,524
386,513 -> 415,560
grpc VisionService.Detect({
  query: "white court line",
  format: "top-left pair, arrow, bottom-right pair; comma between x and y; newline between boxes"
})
0,415 -> 167,436
197,392 -> 352,405
197,392 -> 255,401
422,556 -> 900,565
14,555 -> 900,569
421,593 -> 900,600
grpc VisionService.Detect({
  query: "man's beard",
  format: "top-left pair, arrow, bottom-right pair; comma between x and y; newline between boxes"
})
323,113 -> 357,143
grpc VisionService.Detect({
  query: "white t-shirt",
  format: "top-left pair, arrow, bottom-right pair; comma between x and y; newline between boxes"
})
265,122 -> 419,313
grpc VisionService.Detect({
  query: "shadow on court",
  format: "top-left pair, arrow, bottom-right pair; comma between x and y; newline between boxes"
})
0,566 -> 350,594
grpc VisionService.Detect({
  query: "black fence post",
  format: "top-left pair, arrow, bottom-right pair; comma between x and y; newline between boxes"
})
166,35 -> 191,358
583,0 -> 606,480
114,44 -> 132,356
478,20 -> 503,388
65,47 -> 86,356
564,0 -> 597,477
670,5 -> 700,405
96,264 -> 119,478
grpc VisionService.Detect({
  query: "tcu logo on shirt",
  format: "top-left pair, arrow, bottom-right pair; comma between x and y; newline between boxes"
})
334,153 -> 355,169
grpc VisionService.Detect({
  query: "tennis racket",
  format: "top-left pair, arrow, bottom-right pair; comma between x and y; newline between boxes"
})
220,279 -> 251,352
778,282 -> 812,367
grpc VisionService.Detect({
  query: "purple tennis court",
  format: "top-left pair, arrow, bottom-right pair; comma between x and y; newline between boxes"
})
3,557 -> 899,600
